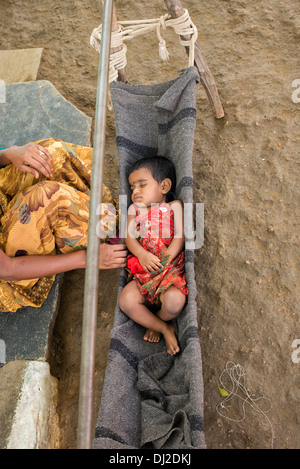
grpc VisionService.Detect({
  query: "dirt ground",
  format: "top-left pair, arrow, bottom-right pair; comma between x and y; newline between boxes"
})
1,0 -> 299,449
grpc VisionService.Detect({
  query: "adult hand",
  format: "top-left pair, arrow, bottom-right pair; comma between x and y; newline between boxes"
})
0,143 -> 53,179
99,243 -> 128,269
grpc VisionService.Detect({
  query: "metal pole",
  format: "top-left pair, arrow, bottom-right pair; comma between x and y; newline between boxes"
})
77,0 -> 113,449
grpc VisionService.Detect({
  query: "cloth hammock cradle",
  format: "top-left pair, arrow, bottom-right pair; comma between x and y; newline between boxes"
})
93,66 -> 206,449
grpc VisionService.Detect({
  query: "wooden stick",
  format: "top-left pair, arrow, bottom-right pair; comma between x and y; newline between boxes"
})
100,0 -> 127,82
164,0 -> 224,118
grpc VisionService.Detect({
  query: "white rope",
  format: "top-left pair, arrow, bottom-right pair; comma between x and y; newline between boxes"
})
90,9 -> 198,83
216,361 -> 275,449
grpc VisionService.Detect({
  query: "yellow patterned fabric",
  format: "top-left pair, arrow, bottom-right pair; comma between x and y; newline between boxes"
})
0,138 -> 118,312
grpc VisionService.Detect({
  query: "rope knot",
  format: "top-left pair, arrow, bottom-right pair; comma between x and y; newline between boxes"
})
159,13 -> 169,30
90,8 -> 199,81
156,14 -> 170,61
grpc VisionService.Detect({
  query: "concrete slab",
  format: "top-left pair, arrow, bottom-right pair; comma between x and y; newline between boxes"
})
0,275 -> 62,365
0,48 -> 43,84
0,80 -> 92,147
0,360 -> 60,449
0,80 -> 92,448
0,360 -> 27,449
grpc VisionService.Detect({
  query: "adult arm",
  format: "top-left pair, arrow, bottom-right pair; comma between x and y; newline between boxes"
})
0,243 -> 127,281
0,143 -> 53,179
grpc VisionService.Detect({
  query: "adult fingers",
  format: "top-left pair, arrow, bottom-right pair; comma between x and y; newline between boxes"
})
111,244 -> 127,252
101,257 -> 127,269
36,145 -> 52,162
111,246 -> 128,260
19,163 -> 39,179
99,243 -> 128,269
36,146 -> 53,173
112,249 -> 128,258
111,247 -> 128,263
29,146 -> 53,178
26,157 -> 52,178
110,259 -> 127,269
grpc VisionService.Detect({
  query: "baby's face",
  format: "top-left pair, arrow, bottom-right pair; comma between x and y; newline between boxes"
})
129,168 -> 165,207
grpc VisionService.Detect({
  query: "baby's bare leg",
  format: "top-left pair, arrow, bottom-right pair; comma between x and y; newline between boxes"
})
119,282 -> 183,355
155,287 -> 186,355
158,286 -> 186,322
119,281 -> 171,343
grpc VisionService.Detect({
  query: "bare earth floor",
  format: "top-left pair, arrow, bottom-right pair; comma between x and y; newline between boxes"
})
0,0 -> 299,449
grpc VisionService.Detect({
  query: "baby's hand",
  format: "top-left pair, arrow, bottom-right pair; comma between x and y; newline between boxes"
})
139,251 -> 163,273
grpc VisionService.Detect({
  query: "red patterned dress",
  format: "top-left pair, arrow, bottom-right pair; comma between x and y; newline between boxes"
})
127,201 -> 188,304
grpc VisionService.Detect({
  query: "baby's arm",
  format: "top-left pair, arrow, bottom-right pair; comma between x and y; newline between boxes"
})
166,200 -> 185,261
125,204 -> 162,273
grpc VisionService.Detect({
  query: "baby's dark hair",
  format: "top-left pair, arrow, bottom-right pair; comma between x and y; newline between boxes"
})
128,156 -> 176,199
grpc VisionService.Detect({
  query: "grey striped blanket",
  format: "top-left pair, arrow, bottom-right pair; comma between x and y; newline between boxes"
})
93,67 -> 206,449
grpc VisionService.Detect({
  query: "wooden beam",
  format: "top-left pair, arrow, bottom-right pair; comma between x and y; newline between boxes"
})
164,0 -> 224,118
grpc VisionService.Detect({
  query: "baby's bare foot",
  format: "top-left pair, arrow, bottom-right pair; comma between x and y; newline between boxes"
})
144,328 -> 161,343
163,323 -> 180,355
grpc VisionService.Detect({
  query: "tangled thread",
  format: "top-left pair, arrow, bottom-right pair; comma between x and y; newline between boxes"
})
216,361 -> 274,449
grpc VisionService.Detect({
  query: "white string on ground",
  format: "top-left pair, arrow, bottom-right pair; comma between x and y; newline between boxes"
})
216,361 -> 274,449
90,9 -> 198,84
